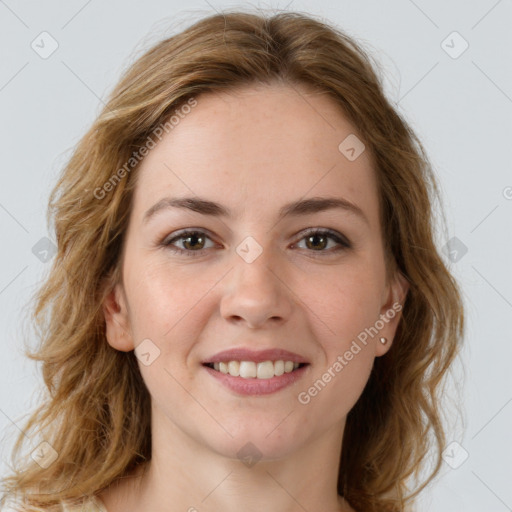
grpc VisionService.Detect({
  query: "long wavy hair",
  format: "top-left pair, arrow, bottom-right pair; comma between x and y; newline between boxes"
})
1,9 -> 464,512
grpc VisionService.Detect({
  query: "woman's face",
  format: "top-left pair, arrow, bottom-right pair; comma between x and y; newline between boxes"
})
103,83 -> 408,460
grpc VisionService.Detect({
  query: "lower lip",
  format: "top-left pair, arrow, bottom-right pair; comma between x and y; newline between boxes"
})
203,364 -> 309,395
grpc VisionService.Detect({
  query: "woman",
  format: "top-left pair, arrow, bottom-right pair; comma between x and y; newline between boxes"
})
0,9 -> 464,512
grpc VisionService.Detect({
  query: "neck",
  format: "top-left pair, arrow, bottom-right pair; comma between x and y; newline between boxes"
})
102,411 -> 353,512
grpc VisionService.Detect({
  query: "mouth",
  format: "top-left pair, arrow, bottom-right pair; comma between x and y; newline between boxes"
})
202,360 -> 309,379
202,347 -> 310,395
202,359 -> 310,396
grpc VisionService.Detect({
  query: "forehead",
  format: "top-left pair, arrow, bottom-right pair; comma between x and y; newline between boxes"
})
131,83 -> 379,228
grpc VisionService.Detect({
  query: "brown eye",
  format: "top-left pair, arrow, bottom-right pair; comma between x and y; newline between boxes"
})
162,228 -> 350,258
163,230 -> 215,256
305,233 -> 329,251
180,232 -> 206,250
295,229 -> 350,254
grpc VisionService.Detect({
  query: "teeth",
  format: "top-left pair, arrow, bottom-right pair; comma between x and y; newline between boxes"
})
210,360 -> 303,379
228,360 -> 240,377
239,361 -> 257,378
257,361 -> 274,379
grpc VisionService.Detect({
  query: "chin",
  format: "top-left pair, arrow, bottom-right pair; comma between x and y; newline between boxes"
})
198,421 -> 311,463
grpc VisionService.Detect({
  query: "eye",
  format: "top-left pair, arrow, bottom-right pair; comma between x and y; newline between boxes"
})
293,228 -> 351,256
161,228 -> 351,257
162,229 -> 216,256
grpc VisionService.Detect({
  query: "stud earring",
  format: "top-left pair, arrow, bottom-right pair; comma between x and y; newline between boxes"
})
379,337 -> 388,345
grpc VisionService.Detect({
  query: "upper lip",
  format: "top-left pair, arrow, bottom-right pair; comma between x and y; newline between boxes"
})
203,348 -> 309,364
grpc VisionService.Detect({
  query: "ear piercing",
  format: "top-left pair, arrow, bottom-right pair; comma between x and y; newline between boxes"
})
379,337 -> 388,345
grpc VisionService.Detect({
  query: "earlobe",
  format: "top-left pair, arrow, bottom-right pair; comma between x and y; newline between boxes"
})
102,282 -> 134,352
375,270 -> 410,357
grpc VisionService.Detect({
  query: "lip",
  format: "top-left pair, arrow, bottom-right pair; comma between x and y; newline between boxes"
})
203,348 -> 309,364
203,363 -> 309,396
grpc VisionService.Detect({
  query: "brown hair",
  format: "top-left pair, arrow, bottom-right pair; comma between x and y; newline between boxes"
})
0,8 -> 464,511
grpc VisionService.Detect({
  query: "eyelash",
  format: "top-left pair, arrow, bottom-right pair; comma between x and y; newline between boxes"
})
161,228 -> 351,258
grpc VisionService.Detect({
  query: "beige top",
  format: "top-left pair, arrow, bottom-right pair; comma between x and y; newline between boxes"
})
62,496 -> 108,512
1,496 -> 108,512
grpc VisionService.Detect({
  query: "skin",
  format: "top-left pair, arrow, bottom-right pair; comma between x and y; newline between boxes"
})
99,82 -> 409,512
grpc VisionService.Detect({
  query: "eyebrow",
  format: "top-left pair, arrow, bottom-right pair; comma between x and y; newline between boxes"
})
143,195 -> 369,226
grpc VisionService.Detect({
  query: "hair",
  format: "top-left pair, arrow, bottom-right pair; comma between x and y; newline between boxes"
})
1,8 -> 464,512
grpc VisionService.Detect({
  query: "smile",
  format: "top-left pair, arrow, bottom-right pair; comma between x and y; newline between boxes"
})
202,360 -> 310,396
204,360 -> 307,379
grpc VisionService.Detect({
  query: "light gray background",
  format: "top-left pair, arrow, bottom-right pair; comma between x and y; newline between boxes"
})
1,1 -> 511,510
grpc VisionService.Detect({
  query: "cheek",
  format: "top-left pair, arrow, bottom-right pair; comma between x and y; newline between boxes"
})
298,293 -> 376,421
310,261 -> 384,346
124,258 -> 216,342
316,347 -> 373,419
296,259 -> 381,408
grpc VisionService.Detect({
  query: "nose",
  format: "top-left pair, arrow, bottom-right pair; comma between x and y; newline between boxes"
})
219,244 -> 293,329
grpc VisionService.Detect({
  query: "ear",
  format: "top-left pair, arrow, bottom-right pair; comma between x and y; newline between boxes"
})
375,270 -> 409,357
102,278 -> 135,352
